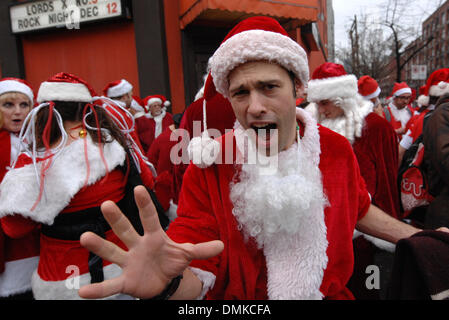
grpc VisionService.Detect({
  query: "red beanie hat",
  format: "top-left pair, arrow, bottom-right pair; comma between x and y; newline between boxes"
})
37,72 -> 96,103
358,75 -> 381,100
307,62 -> 358,102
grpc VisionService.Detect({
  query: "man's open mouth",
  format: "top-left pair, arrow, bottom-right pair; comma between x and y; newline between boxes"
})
251,123 -> 277,136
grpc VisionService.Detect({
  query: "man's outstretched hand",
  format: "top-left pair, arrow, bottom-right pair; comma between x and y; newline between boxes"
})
78,185 -> 224,299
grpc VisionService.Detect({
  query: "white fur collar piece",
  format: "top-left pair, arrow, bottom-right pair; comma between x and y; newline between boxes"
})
0,135 -> 126,225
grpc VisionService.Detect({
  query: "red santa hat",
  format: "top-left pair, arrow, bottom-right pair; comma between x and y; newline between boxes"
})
307,62 -> 358,102
102,79 -> 133,98
391,82 -> 412,97
417,68 -> 449,107
209,16 -> 309,99
144,94 -> 170,108
37,72 -> 96,103
0,77 -> 35,103
357,75 -> 381,100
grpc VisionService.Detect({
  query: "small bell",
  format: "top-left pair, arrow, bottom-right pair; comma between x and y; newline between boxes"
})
79,129 -> 87,138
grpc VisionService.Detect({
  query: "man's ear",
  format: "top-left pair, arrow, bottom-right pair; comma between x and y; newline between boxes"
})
294,79 -> 305,99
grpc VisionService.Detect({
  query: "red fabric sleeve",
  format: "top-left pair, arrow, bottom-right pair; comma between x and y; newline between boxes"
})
167,165 -> 220,276
0,215 -> 39,239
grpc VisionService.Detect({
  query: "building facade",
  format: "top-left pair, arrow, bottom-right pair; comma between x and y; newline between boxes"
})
0,0 -> 331,114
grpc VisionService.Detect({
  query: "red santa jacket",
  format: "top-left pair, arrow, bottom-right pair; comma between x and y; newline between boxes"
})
0,129 -> 40,297
167,113 -> 371,300
0,135 -> 146,299
352,112 -> 401,219
384,105 -> 413,140
135,111 -> 173,153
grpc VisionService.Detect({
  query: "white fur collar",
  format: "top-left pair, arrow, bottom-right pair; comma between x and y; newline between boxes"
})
0,135 -> 126,225
232,108 -> 328,299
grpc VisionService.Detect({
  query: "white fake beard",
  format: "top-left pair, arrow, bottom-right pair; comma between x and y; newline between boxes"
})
390,103 -> 411,127
229,139 -> 328,249
319,116 -> 350,141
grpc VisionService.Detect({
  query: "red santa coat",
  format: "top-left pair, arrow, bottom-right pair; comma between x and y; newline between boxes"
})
0,135 -> 143,299
0,129 -> 40,297
384,105 -> 413,141
135,111 -> 174,153
352,112 -> 401,219
167,116 -> 371,300
173,94 -> 236,204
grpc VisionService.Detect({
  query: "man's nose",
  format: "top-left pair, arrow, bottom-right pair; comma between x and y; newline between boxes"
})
247,92 -> 266,117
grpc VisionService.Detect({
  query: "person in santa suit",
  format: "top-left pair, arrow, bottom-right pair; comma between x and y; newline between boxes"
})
358,75 -> 384,118
172,78 -> 236,204
74,16 -> 434,301
0,72 -> 168,300
134,95 -> 174,153
383,82 -> 414,141
103,79 -> 145,117
398,68 -> 449,165
305,63 -> 402,299
0,78 -> 39,300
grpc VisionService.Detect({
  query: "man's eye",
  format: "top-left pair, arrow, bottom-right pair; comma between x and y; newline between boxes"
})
233,90 -> 248,97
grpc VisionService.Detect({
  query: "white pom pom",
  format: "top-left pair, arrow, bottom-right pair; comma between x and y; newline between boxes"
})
417,95 -> 429,107
187,131 -> 221,168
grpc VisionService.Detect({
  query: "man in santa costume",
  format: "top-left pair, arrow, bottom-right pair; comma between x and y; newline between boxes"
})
134,95 -> 173,153
78,17 -> 429,301
0,78 -> 39,299
305,63 -> 402,299
103,79 -> 145,116
384,82 -> 414,140
398,68 -> 449,165
358,75 -> 384,118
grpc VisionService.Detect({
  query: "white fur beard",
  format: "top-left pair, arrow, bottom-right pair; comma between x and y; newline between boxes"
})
319,116 -> 354,143
229,142 -> 328,249
390,104 -> 411,127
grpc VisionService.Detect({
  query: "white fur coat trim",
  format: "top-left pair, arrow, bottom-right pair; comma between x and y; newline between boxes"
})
0,135 -> 126,225
353,230 -> 396,253
0,256 -> 39,297
31,263 -> 127,300
264,108 -> 328,300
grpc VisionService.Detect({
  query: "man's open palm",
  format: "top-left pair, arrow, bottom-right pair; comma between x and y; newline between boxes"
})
78,185 -> 224,299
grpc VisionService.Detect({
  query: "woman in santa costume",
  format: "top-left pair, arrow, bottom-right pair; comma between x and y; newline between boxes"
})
0,72 -> 167,300
134,95 -> 173,153
74,17 -> 429,301
0,78 -> 39,300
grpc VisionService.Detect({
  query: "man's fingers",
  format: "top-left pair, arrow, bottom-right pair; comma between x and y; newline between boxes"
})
191,240 -> 224,260
133,186 -> 162,233
80,232 -> 127,267
101,200 -> 140,248
78,277 -> 124,300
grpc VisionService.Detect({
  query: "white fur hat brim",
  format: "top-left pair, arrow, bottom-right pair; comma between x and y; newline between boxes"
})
37,81 -> 93,103
209,29 -> 309,98
107,80 -> 133,98
429,81 -> 449,97
0,80 -> 34,103
307,74 -> 358,102
362,87 -> 381,100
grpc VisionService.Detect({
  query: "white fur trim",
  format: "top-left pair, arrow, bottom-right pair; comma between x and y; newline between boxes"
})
264,108 -> 327,300
431,289 -> 449,300
307,75 -> 358,102
164,100 -> 171,107
187,131 -> 221,169
417,95 -> 429,107
166,200 -> 178,222
107,80 -> 133,98
37,82 -> 93,103
130,99 -> 144,113
428,81 -> 449,97
353,230 -> 396,253
0,80 -> 34,102
0,256 -> 39,297
362,87 -> 381,100
393,87 -> 412,97
146,98 -> 163,106
188,267 -> 216,300
31,263 -> 133,300
0,135 -> 126,224
210,29 -> 309,98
